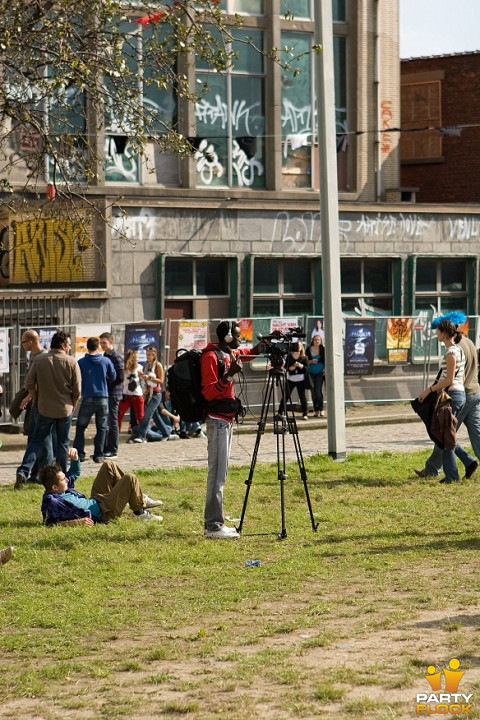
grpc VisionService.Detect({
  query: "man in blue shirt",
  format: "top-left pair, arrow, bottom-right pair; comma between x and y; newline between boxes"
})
40,449 -> 163,526
73,337 -> 116,463
99,332 -> 125,459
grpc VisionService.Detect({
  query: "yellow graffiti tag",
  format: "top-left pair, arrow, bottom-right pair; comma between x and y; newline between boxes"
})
12,219 -> 85,284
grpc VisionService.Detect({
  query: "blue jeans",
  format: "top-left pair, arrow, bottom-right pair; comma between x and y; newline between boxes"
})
152,408 -> 173,438
28,406 -> 55,480
133,393 -> 162,441
104,396 -> 120,455
204,417 -> 233,531
17,413 -> 73,476
73,397 -> 109,460
440,389 -> 467,482
425,391 -> 480,476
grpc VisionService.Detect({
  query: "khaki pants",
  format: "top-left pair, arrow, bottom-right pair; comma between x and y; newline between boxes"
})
90,459 -> 144,521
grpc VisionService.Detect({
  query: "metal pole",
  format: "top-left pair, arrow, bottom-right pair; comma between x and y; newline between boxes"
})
314,0 -> 346,460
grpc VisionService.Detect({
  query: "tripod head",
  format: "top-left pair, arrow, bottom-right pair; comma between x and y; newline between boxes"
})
257,327 -> 306,368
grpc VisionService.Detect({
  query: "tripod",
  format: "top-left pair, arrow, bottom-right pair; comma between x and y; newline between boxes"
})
237,364 -> 319,539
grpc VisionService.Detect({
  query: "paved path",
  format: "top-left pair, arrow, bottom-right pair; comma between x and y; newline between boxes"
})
1,404 -> 473,486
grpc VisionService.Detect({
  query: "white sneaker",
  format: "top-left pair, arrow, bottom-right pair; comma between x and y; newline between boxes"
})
133,437 -> 145,444
143,494 -> 163,508
167,434 -> 180,441
135,510 -> 163,521
320,410 -> 325,417
204,525 -> 240,539
302,415 -> 308,421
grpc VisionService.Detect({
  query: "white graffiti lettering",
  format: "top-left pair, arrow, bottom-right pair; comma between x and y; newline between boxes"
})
355,213 -> 434,239
194,139 -> 224,185
232,140 -> 263,188
449,217 -> 480,241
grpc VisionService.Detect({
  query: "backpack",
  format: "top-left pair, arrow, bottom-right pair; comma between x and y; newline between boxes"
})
167,348 -> 224,423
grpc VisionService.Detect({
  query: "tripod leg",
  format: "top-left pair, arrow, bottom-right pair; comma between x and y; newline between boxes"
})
237,371 -> 274,533
285,398 -> 319,533
276,373 -> 288,539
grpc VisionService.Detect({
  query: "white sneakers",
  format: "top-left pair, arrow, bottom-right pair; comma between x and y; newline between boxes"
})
204,524 -> 240,539
143,494 -> 163,509
135,510 -> 163,522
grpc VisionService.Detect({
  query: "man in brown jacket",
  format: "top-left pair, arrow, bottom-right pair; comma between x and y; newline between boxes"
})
15,331 -> 81,488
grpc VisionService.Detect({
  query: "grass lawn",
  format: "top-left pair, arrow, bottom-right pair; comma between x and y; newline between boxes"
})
0,449 -> 479,719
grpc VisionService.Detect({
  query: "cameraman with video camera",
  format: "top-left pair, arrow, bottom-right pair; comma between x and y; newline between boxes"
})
201,320 -> 264,540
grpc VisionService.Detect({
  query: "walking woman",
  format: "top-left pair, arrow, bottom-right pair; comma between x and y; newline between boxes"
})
118,349 -> 144,433
417,318 -> 474,483
278,341 -> 309,420
132,346 -> 164,443
307,334 -> 325,417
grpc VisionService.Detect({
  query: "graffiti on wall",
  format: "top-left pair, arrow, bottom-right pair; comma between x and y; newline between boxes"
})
380,100 -> 394,154
9,217 -> 96,285
194,94 -> 265,187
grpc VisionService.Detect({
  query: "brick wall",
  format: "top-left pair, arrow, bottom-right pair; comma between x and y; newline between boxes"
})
401,53 -> 480,203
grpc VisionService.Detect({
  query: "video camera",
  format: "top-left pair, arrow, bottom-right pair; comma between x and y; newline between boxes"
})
257,327 -> 306,368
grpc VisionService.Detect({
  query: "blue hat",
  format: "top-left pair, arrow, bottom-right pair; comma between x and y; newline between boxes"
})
431,311 -> 466,329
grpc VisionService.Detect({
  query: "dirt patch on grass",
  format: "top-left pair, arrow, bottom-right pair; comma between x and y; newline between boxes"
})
2,589 -> 479,720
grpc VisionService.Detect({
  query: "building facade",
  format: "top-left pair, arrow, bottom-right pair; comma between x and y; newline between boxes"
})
401,51 -> 480,204
1,0 -> 407,328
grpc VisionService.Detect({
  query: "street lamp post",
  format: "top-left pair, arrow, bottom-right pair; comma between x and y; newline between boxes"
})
314,0 -> 346,459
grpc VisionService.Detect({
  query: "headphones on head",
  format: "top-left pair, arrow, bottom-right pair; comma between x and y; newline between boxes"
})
224,321 -> 234,343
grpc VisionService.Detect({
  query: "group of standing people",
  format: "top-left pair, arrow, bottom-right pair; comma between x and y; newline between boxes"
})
279,330 -> 326,420
14,330 -> 191,489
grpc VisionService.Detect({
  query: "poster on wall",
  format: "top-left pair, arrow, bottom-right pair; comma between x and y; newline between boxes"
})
37,327 -> 57,351
75,324 -> 112,360
270,317 -> 300,334
124,323 -> 162,363
344,318 -> 376,375
0,328 -> 9,373
308,317 -> 325,342
237,318 -> 253,347
386,318 -> 413,365
177,321 -> 208,351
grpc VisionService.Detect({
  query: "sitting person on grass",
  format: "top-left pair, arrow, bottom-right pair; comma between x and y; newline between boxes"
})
40,449 -> 163,526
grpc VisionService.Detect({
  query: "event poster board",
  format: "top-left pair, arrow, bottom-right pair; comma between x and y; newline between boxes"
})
124,323 -> 162,363
344,318 -> 376,375
37,327 -> 57,351
270,317 -> 300,334
75,324 -> 111,360
386,318 -> 413,365
0,328 -> 9,373
177,321 -> 208,351
238,318 -> 253,347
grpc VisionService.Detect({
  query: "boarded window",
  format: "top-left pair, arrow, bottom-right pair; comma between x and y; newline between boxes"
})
401,80 -> 442,161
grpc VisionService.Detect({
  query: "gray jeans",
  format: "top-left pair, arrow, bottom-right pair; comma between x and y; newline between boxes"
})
204,417 -> 233,531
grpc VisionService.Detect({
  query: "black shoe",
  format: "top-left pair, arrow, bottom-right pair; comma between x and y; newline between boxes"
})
14,472 -> 26,490
78,454 -> 86,462
104,452 -> 118,459
179,432 -> 190,439
465,461 -> 478,479
439,477 -> 459,484
92,456 -> 104,463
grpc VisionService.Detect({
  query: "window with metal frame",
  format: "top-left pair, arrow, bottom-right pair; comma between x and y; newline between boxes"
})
341,259 -> 394,315
252,258 -> 313,316
165,258 -> 230,298
414,258 -> 468,315
195,28 -> 265,188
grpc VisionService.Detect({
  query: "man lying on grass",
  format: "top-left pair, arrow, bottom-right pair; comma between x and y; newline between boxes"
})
39,449 -> 163,526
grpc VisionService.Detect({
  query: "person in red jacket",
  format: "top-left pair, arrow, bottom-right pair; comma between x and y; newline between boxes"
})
200,320 -> 261,539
